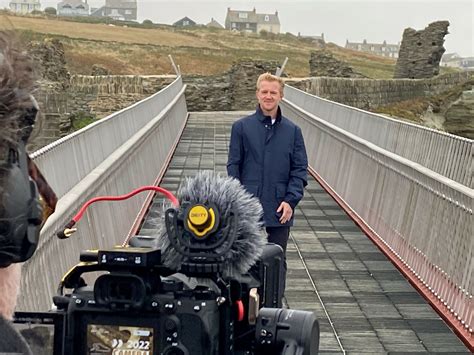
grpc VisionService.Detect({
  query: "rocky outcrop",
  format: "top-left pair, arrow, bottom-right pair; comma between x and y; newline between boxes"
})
444,89 -> 474,139
91,64 -> 110,76
309,50 -> 365,78
394,21 -> 449,79
184,59 -> 279,111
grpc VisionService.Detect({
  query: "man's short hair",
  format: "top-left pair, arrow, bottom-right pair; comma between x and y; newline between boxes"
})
256,72 -> 284,95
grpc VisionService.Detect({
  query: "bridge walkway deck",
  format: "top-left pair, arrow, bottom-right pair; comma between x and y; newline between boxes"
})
138,112 -> 469,354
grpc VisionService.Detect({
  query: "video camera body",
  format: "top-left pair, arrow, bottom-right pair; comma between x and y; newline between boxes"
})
15,172 -> 319,354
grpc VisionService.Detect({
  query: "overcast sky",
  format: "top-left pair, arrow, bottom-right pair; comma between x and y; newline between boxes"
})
1,0 -> 473,56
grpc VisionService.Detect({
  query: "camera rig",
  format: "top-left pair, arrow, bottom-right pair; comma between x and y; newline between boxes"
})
15,183 -> 319,354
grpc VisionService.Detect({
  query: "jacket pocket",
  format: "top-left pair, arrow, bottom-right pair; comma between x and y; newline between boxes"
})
275,184 -> 287,199
244,184 -> 259,197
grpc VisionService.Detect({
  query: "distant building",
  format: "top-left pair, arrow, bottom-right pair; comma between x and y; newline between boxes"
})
9,0 -> 41,14
91,0 -> 137,21
442,53 -> 474,69
225,7 -> 280,34
206,17 -> 224,29
173,16 -> 196,27
58,0 -> 89,16
459,57 -> 474,69
298,32 -> 325,45
345,39 -> 400,58
441,53 -> 461,67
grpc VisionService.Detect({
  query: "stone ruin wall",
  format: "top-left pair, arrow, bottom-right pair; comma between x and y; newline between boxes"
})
394,21 -> 450,79
31,60 -> 473,151
289,71 -> 474,110
29,75 -> 175,151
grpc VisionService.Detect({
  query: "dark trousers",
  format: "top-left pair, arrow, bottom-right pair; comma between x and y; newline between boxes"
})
266,226 -> 290,295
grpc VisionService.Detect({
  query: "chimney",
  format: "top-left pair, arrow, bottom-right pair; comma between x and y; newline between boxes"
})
275,10 -> 278,16
253,7 -> 256,13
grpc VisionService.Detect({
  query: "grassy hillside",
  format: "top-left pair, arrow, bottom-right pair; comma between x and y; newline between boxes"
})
1,13 -> 400,78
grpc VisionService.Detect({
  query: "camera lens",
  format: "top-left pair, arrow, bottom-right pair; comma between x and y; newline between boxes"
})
256,308 -> 319,355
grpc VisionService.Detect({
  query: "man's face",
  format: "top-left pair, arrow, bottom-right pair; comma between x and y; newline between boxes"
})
256,80 -> 282,114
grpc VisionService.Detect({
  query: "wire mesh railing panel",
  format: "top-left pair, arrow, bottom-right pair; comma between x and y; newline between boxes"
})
281,89 -> 473,338
30,77 -> 184,199
18,79 -> 187,311
284,85 -> 473,188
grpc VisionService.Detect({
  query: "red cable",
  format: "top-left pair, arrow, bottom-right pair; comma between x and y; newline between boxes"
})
235,300 -> 244,321
58,186 -> 178,238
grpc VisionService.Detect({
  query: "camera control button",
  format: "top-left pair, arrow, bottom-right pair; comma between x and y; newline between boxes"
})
164,302 -> 175,312
74,298 -> 84,307
193,305 -> 201,312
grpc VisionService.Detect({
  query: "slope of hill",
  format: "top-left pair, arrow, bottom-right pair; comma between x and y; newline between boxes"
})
1,13 -> 399,78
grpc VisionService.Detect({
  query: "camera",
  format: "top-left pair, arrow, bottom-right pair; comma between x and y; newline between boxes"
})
14,177 -> 320,354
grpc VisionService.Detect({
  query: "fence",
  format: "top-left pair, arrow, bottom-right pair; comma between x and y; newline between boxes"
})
18,77 -> 188,310
281,84 -> 473,340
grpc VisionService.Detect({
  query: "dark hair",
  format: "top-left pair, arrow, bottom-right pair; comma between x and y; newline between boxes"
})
0,31 -> 36,199
0,31 -> 36,152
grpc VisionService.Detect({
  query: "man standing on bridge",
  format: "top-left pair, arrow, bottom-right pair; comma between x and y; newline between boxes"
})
227,72 -> 308,305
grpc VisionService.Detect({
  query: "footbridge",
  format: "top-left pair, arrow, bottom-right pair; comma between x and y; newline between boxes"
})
20,76 -> 473,353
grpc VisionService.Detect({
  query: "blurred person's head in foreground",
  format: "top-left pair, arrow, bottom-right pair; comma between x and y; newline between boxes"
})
0,30 -> 57,320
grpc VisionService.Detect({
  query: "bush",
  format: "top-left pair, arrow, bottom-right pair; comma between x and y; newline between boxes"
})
69,111 -> 97,131
44,7 -> 56,15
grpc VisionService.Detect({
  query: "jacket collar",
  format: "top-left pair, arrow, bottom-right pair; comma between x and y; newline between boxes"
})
256,104 -> 282,125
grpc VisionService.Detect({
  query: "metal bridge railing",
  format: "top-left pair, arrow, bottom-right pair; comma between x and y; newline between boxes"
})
284,86 -> 473,188
281,85 -> 473,340
18,77 -> 188,311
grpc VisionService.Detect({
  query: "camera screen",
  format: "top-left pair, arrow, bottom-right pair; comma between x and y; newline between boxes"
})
87,324 -> 154,355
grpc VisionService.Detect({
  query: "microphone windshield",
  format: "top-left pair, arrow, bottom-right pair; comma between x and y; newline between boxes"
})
151,171 -> 267,278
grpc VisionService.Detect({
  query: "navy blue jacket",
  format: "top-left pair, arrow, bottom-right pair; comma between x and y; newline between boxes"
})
227,106 -> 308,227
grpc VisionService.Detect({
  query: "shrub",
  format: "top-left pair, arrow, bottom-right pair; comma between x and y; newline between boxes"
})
44,7 -> 56,15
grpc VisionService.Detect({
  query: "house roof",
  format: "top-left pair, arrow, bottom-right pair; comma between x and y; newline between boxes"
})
346,40 -> 399,50
226,9 -> 258,23
105,0 -> 137,9
90,5 -> 104,16
207,18 -> 224,28
256,13 -> 280,25
442,53 -> 461,61
58,0 -> 89,8
173,16 -> 196,26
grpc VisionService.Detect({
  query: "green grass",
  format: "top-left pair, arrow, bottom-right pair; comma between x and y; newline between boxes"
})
71,112 -> 96,130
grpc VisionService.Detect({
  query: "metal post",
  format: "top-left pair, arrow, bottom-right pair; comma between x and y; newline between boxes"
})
168,55 -> 180,76
276,57 -> 288,77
